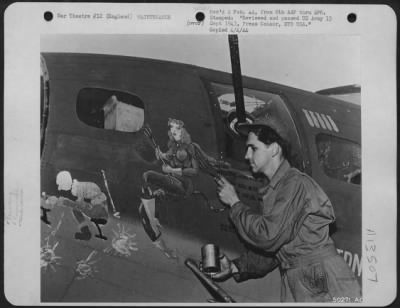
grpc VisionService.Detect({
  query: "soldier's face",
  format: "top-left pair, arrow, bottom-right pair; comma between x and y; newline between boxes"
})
57,178 -> 72,191
245,132 -> 273,174
170,123 -> 182,141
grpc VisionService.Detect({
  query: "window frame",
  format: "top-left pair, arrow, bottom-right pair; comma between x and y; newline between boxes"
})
76,87 -> 145,134
204,80 -> 304,170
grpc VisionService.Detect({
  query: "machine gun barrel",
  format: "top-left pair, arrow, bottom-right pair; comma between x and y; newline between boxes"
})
185,258 -> 235,303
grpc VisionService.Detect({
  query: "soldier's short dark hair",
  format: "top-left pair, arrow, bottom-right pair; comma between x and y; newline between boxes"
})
249,126 -> 291,160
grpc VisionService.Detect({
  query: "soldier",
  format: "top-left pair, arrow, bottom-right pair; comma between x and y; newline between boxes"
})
208,114 -> 361,302
53,171 -> 109,240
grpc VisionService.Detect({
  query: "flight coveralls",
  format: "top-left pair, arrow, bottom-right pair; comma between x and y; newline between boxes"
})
229,160 -> 361,302
58,181 -> 109,240
69,181 -> 109,223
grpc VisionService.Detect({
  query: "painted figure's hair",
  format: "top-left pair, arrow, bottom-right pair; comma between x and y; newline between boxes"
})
167,118 -> 192,145
168,118 -> 185,128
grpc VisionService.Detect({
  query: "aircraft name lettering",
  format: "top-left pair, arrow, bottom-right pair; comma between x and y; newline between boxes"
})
336,248 -> 362,277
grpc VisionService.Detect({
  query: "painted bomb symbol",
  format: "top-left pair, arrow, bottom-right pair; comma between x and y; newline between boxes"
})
104,223 -> 138,257
41,240 -> 62,271
75,251 -> 99,280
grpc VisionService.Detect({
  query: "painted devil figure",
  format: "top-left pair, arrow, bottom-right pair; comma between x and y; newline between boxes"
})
144,118 -> 199,199
139,118 -> 232,258
139,118 -> 199,258
43,171 -> 109,241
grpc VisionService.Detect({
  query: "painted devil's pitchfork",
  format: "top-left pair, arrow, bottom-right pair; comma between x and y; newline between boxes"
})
143,125 -> 169,166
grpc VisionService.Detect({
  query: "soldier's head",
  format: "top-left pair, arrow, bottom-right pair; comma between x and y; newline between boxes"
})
56,171 -> 73,191
237,115 -> 290,177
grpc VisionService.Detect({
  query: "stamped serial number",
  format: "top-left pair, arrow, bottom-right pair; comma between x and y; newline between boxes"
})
333,297 -> 363,303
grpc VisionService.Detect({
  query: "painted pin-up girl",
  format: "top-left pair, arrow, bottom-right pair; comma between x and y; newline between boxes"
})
139,118 -> 199,257
143,118 -> 199,198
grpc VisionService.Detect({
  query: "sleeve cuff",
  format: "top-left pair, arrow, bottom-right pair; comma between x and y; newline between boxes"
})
229,201 -> 245,221
231,258 -> 243,282
230,200 -> 242,208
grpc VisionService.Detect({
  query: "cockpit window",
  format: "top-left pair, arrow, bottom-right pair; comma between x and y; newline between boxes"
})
217,92 -> 267,115
210,82 -> 303,170
316,134 -> 361,185
77,88 -> 144,133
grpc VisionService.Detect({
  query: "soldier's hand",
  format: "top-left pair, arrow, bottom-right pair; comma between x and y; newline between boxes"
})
210,254 -> 234,282
216,176 -> 240,207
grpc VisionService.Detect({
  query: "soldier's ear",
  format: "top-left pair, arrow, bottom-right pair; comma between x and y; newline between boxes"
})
271,142 -> 281,157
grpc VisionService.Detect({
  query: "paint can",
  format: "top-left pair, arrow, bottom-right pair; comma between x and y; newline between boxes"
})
201,243 -> 220,273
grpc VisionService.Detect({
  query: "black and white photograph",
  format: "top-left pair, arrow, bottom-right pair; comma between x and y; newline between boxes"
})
38,33 -> 362,303
4,3 -> 397,306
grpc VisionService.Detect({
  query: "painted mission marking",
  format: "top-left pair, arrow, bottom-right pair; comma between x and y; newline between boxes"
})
302,109 -> 339,132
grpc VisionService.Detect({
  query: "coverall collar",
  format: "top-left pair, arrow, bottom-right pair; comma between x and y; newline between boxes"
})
257,159 -> 290,195
268,159 -> 290,189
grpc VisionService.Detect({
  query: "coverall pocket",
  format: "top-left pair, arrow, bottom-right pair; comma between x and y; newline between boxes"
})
301,263 -> 329,296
